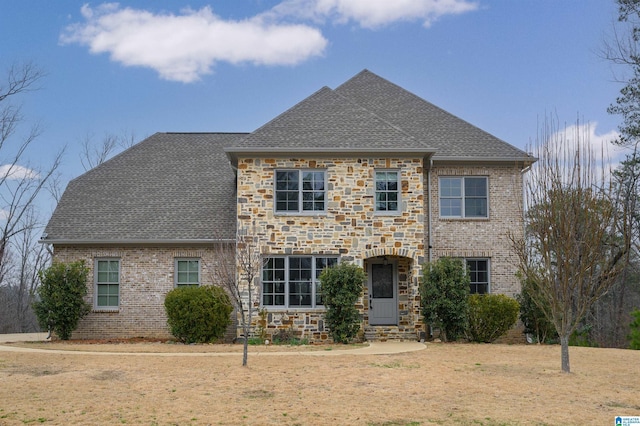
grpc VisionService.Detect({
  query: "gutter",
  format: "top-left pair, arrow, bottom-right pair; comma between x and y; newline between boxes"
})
39,238 -> 236,245
224,147 -> 437,167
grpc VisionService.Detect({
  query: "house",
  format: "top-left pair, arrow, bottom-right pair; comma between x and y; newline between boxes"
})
43,70 -> 534,341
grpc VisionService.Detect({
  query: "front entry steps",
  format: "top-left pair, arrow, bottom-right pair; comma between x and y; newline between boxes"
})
364,326 -> 418,341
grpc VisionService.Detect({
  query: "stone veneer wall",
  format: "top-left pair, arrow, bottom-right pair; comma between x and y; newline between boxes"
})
428,164 -> 525,297
51,245 -> 234,340
236,156 -> 427,341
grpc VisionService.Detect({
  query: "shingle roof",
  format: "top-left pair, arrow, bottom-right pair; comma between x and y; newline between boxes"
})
234,86 -> 422,149
44,70 -> 533,244
44,133 -> 245,243
228,69 -> 531,162
334,70 -> 530,160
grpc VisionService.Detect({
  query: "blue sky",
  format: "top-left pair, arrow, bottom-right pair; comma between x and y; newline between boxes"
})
0,0 -> 629,215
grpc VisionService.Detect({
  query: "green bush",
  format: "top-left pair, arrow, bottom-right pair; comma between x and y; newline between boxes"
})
33,261 -> 91,340
164,285 -> 233,344
420,257 -> 469,342
516,276 -> 557,343
628,309 -> 640,350
466,294 -> 519,343
319,262 -> 365,344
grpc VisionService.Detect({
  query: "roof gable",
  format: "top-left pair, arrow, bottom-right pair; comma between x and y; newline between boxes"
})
231,86 -> 425,150
334,70 -> 531,161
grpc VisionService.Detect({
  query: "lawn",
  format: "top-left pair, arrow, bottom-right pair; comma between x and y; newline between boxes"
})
0,341 -> 638,425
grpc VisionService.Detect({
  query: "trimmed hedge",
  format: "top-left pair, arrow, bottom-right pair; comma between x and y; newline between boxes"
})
319,262 -> 365,343
420,257 -> 469,342
164,285 -> 233,344
466,294 -> 519,343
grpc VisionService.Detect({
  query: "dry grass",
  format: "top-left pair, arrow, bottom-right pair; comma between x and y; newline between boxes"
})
0,342 -> 639,425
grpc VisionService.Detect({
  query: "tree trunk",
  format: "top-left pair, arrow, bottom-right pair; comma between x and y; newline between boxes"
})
560,334 -> 571,373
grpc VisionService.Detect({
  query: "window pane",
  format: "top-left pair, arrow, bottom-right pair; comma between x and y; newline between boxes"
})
302,171 -> 325,211
176,260 -> 199,285
467,260 -> 489,295
375,171 -> 399,212
441,198 -> 462,217
262,257 -> 285,306
465,177 -> 487,197
440,178 -> 461,197
276,171 -> 300,212
372,264 -> 393,298
465,198 -> 487,217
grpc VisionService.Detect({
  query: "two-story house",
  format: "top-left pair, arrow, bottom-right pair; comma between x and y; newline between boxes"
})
42,70 -> 534,341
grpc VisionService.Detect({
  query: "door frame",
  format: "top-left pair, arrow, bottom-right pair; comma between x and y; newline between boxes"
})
367,257 -> 398,326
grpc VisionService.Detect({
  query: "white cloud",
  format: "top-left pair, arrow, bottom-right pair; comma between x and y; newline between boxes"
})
60,3 -> 328,83
0,164 -> 40,180
558,122 -> 624,165
268,0 -> 479,28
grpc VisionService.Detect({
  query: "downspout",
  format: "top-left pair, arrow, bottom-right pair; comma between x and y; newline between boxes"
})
427,157 -> 433,264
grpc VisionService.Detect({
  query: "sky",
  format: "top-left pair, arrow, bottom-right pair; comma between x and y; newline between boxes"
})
0,0 -> 631,217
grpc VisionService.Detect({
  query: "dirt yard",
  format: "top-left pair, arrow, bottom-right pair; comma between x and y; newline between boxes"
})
0,341 -> 639,425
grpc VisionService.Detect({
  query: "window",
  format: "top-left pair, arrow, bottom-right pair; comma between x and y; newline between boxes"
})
96,259 -> 119,308
467,259 -> 489,294
262,256 -> 338,308
275,170 -> 326,213
439,176 -> 488,218
375,170 -> 399,212
175,259 -> 200,286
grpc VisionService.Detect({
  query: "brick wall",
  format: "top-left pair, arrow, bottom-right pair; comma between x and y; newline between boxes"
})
429,164 -> 524,297
52,245 -> 235,340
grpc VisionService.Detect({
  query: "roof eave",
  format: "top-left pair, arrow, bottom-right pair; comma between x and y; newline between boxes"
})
40,238 -> 236,245
224,147 -> 437,166
432,155 -> 537,165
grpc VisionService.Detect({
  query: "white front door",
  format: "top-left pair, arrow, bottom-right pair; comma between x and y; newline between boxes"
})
368,260 -> 398,325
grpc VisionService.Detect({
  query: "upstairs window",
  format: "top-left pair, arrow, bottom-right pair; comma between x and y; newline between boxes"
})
275,170 -> 326,213
440,176 -> 488,218
375,170 -> 400,212
175,259 -> 200,287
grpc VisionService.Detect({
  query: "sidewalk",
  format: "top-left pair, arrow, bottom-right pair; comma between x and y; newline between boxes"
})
0,332 -> 49,343
0,333 -> 426,356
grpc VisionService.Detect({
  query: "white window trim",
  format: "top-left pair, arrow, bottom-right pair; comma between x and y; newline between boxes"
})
374,169 -> 402,216
94,258 -> 120,311
261,255 -> 339,309
439,176 -> 489,219
174,258 -> 201,287
274,169 -> 328,215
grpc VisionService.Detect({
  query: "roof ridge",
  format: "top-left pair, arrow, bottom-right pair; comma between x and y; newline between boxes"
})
331,84 -> 420,146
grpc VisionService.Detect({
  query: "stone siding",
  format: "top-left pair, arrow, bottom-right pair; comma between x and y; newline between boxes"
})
237,156 -> 427,341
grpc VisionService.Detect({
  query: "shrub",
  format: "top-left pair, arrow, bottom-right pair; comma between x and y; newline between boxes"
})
628,309 -> 640,350
33,261 -> 91,340
466,294 -> 520,343
319,262 -> 366,344
516,276 -> 558,343
164,285 -> 233,344
420,257 -> 469,342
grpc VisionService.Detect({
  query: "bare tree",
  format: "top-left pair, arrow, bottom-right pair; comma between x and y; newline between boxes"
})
3,207 -> 50,332
510,117 -> 632,373
79,129 -> 138,171
210,226 -> 264,366
0,60 -> 62,278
